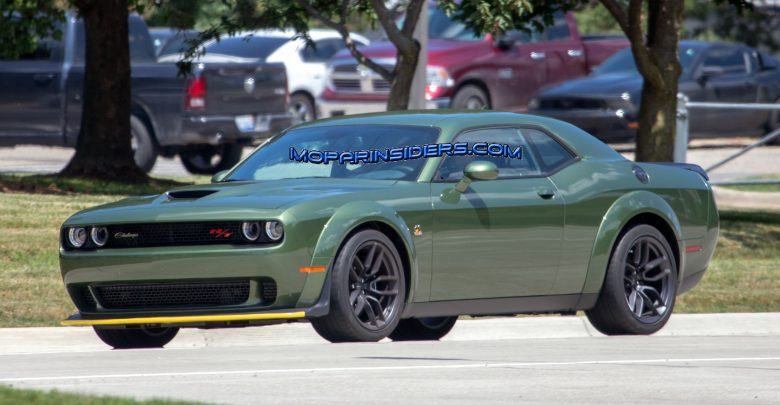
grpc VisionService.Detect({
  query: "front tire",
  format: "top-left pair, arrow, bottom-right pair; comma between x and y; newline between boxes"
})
289,93 -> 316,123
93,326 -> 179,349
311,230 -> 406,343
179,144 -> 244,175
451,85 -> 490,110
389,317 -> 457,341
586,224 -> 678,335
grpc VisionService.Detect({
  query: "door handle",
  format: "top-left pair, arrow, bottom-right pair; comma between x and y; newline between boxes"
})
33,73 -> 55,85
567,49 -> 584,58
530,51 -> 546,60
537,189 -> 555,199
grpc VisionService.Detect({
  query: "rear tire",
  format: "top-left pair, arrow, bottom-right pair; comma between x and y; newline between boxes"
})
93,326 -> 179,349
289,93 -> 316,123
311,230 -> 406,343
451,85 -> 490,110
130,115 -> 157,173
389,317 -> 457,341
179,144 -> 244,175
586,224 -> 678,335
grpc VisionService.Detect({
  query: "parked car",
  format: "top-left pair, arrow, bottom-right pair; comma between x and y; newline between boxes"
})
159,30 -> 370,123
59,111 -> 717,347
0,14 -> 292,174
317,8 -> 627,117
528,40 -> 780,142
149,27 -> 199,58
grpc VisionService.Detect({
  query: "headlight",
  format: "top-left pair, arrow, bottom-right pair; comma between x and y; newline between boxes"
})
426,66 -> 454,88
90,226 -> 108,247
241,221 -> 261,241
264,221 -> 284,241
67,227 -> 87,248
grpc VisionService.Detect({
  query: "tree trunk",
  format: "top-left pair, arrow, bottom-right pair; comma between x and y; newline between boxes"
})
61,0 -> 146,181
387,46 -> 419,111
633,0 -> 684,162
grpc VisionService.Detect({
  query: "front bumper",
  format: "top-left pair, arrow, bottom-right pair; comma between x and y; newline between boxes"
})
317,97 -> 451,118
174,112 -> 293,146
60,243 -> 333,327
530,109 -> 637,143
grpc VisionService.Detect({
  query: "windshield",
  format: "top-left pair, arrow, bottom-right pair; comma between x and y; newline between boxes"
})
396,8 -> 482,41
227,125 -> 440,182
205,36 -> 288,59
595,46 -> 700,75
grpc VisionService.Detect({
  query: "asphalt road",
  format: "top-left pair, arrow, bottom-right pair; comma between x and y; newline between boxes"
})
1,316 -> 779,404
0,142 -> 778,182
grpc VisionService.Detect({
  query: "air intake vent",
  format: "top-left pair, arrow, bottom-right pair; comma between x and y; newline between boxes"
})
93,280 -> 251,309
167,190 -> 218,199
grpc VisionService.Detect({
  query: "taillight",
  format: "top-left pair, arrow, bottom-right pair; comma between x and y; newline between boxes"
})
185,76 -> 206,110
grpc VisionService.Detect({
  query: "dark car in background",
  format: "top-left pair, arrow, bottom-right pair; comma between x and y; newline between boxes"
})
0,15 -> 291,174
529,40 -> 780,142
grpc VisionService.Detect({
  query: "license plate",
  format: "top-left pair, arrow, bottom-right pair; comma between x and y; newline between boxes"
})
235,115 -> 255,133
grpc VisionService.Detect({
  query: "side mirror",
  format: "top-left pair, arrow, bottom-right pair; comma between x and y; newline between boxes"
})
494,35 -> 515,51
697,65 -> 724,84
455,161 -> 499,193
211,170 -> 230,183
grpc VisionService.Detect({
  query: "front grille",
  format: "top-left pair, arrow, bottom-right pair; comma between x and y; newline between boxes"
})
333,78 -> 361,91
93,280 -> 251,309
373,79 -> 390,90
332,63 -> 394,73
105,221 -> 257,248
261,280 -> 277,304
539,97 -> 606,110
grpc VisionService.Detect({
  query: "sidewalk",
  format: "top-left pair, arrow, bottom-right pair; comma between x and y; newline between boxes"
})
712,186 -> 780,212
1,313 -> 778,355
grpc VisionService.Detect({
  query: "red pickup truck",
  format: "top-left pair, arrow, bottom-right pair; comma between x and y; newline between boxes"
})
318,9 -> 627,117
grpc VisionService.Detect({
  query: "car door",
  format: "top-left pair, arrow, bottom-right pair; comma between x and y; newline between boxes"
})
536,13 -> 588,86
489,30 -> 547,110
428,126 -> 570,301
689,46 -> 759,135
0,37 -> 63,143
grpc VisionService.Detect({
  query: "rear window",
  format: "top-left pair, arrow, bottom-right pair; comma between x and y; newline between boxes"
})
205,36 -> 288,59
73,16 -> 156,62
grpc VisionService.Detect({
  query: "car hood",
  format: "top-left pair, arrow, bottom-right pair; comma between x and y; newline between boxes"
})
64,179 -> 400,226
538,72 -> 643,99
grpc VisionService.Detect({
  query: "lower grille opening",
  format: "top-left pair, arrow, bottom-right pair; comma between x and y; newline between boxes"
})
93,280 -> 251,309
261,280 -> 277,304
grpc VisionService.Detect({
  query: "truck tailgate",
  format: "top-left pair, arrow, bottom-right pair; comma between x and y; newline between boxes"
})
199,63 -> 287,116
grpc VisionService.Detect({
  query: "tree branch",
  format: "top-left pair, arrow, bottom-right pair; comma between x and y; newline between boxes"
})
369,0 -> 414,53
293,0 -> 393,80
598,0 -> 629,33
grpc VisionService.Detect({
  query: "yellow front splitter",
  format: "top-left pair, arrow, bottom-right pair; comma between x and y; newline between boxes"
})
61,311 -> 306,326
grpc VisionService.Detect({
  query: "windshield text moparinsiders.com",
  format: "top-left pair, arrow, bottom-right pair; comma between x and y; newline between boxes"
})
289,142 -> 523,165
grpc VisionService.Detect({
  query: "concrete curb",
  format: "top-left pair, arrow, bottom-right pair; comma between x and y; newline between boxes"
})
1,313 -> 779,355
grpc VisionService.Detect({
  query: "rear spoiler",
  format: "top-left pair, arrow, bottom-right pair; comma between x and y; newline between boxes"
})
652,162 -> 709,181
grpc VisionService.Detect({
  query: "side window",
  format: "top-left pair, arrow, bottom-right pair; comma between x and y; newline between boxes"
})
541,13 -> 571,42
701,48 -> 748,74
300,39 -> 341,63
524,129 -> 575,172
436,127 -> 542,181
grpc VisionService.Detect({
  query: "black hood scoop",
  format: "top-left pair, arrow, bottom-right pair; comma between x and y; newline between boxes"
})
167,189 -> 219,200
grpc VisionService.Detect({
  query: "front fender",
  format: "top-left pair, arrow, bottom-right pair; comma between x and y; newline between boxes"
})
581,191 -> 684,296
295,200 -> 417,308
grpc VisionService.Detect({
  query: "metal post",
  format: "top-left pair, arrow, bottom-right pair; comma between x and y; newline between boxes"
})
408,6 -> 428,110
674,93 -> 689,163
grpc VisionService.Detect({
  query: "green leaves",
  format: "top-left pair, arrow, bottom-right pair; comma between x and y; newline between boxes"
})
0,0 -> 65,60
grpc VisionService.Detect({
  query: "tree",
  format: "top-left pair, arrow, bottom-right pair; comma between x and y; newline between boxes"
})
447,0 -> 749,162
61,0 -> 146,180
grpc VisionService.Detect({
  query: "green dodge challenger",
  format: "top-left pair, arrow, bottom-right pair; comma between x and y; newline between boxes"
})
59,111 -> 718,348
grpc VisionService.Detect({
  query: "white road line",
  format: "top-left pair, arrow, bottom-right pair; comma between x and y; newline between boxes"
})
2,357 -> 779,383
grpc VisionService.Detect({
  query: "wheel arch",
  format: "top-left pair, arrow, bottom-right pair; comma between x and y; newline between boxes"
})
297,201 -> 417,309
289,89 -> 317,119
452,78 -> 492,108
581,191 -> 684,296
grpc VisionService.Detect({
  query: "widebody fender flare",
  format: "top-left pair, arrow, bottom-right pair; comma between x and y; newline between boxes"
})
581,190 -> 685,296
295,200 -> 417,309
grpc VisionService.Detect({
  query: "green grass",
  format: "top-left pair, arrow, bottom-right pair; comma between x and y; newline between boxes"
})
721,174 -> 780,192
0,190 -> 778,327
0,385 -> 204,405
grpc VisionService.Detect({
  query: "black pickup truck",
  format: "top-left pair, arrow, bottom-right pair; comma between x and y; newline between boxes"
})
0,14 -> 292,174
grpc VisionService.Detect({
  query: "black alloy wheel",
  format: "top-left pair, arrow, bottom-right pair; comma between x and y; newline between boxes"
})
311,230 -> 406,342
